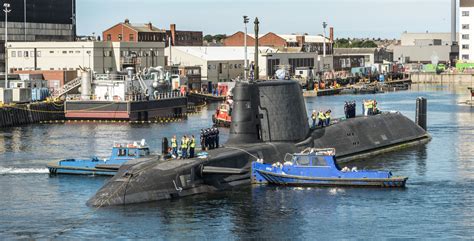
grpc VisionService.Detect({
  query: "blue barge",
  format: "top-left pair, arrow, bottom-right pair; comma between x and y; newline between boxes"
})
252,148 -> 407,187
47,140 -> 151,176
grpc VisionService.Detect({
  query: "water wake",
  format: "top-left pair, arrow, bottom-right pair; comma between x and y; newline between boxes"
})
0,167 -> 49,174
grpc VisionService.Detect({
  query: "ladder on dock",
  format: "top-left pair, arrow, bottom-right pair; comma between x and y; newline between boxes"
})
53,77 -> 82,98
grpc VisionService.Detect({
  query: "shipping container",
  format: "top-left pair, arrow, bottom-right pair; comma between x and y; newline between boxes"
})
0,88 -> 13,104
31,88 -> 50,101
12,88 -> 32,103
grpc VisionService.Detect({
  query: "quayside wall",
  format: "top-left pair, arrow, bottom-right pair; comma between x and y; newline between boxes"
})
0,102 -> 65,128
410,73 -> 474,84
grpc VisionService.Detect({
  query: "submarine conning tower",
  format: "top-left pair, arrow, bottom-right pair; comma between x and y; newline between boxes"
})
227,80 -> 309,145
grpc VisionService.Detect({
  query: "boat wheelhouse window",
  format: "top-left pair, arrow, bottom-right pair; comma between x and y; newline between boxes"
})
118,149 -> 126,156
128,149 -> 137,157
138,149 -> 149,156
295,156 -> 310,166
312,156 -> 328,167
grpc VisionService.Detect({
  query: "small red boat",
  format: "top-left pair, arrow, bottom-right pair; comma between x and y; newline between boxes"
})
212,102 -> 232,127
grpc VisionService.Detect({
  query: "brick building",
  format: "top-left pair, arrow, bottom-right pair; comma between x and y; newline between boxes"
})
223,31 -> 333,54
103,20 -> 203,46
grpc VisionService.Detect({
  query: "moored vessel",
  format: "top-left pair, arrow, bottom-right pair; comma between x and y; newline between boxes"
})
47,140 -> 151,176
59,67 -> 187,121
212,102 -> 232,127
252,148 -> 407,187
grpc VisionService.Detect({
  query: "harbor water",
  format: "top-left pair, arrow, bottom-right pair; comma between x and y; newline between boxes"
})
0,84 -> 473,239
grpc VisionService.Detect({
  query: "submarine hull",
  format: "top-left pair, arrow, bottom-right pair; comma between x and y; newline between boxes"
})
88,80 -> 430,206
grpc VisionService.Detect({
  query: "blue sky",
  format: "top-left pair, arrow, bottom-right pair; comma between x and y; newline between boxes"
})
77,0 -> 451,39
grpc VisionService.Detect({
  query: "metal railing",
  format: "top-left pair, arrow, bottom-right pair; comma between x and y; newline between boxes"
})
154,91 -> 186,100
53,77 -> 82,98
95,74 -> 127,81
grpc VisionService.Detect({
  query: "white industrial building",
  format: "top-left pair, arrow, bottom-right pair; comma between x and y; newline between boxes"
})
166,46 -> 319,83
392,32 -> 458,64
7,41 -> 165,74
460,0 -> 474,61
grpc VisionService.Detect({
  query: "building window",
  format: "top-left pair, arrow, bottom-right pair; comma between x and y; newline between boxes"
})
104,50 -> 111,57
129,34 -> 134,41
11,51 -> 16,57
24,51 -> 29,57
18,51 -> 22,57
62,51 -> 67,54
462,34 -> 470,40
288,58 -> 315,74
69,51 -> 73,54
75,51 -> 81,54
118,34 -> 123,41
37,51 -> 41,57
462,44 -> 469,50
267,59 -> 280,76
49,51 -> 54,54
462,54 -> 469,60
107,34 -> 111,41
463,11 -> 470,17
462,24 -> 470,30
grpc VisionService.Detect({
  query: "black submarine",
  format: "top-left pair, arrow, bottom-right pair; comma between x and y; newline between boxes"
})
87,18 -> 430,207
87,79 -> 430,206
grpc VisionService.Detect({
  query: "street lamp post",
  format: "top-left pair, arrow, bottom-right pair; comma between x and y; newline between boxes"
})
88,51 -> 91,70
253,17 -> 259,81
150,48 -> 154,67
322,21 -> 328,58
243,15 -> 249,81
4,3 -> 11,89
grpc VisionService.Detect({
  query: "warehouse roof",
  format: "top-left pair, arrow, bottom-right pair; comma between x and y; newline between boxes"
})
246,33 -> 330,43
170,46 -> 277,61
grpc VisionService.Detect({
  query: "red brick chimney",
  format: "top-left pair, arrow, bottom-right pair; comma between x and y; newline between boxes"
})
296,35 -> 305,47
329,27 -> 334,43
170,24 -> 176,46
145,22 -> 153,30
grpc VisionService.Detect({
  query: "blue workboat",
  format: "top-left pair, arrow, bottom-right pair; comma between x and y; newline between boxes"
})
47,140 -> 151,176
252,148 -> 407,187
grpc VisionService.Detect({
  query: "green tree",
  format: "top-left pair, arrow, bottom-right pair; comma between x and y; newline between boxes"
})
213,34 -> 227,42
203,34 -> 213,42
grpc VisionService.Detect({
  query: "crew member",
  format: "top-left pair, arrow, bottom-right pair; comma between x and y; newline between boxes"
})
311,110 -> 317,128
363,100 -> 368,116
325,110 -> 331,126
367,100 -> 374,116
204,129 -> 210,150
189,135 -> 196,158
318,110 -> 326,127
373,100 -> 378,114
200,129 -> 206,151
209,129 -> 215,149
171,135 -> 178,158
215,128 -> 220,148
181,135 -> 188,159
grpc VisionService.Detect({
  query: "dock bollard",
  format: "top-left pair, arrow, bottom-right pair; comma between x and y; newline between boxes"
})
416,97 -> 427,131
161,137 -> 169,160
